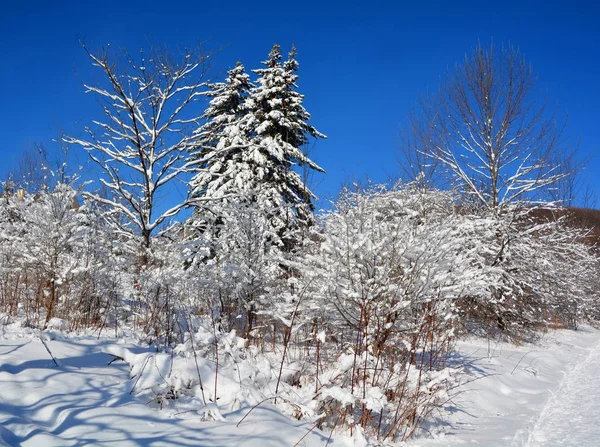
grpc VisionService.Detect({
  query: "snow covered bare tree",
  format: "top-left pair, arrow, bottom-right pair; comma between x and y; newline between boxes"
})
400,43 -> 574,212
65,43 -> 211,252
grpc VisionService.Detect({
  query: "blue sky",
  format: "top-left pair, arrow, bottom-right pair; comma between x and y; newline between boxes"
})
1,0 -> 599,209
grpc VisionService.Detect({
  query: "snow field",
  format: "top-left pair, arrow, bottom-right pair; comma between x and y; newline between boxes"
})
408,325 -> 600,446
3,322 -> 600,446
526,332 -> 600,446
0,326 -> 350,447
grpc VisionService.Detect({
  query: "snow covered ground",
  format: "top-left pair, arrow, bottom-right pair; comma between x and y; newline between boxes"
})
1,322 -> 599,446
0,325 -> 348,447
527,332 -> 600,446
409,325 -> 600,446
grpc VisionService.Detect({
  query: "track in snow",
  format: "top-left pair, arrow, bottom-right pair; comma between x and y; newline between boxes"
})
526,338 -> 600,447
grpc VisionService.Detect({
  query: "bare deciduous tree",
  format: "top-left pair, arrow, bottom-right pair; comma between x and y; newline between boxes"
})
400,43 -> 575,212
15,143 -> 49,192
65,42 -> 212,250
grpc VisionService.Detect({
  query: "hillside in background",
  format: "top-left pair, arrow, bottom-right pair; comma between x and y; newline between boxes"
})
530,207 -> 600,247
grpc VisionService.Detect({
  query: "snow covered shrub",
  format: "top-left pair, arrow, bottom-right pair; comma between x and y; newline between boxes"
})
105,317 -> 288,416
185,193 -> 291,341
0,182 -> 115,329
0,189 -> 23,318
306,183 -> 488,441
455,205 -> 599,337
125,236 -> 203,347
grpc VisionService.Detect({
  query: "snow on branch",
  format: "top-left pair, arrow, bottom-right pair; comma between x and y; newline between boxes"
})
64,42 -> 214,248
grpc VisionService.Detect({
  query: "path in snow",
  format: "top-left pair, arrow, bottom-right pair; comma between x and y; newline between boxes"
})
526,337 -> 600,447
406,326 -> 600,446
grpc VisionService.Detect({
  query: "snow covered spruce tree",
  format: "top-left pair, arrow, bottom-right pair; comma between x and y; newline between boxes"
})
189,61 -> 252,201
245,43 -> 326,231
189,44 -> 325,237
187,45 -> 325,339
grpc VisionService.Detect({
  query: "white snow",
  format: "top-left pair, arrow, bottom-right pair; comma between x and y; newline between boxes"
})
3,322 -> 600,446
408,325 -> 600,446
0,326 -> 350,447
526,334 -> 600,446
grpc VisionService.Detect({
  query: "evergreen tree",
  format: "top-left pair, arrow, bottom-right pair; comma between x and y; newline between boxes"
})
186,45 -> 326,334
245,43 -> 326,225
189,44 -> 325,234
189,62 -> 252,201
